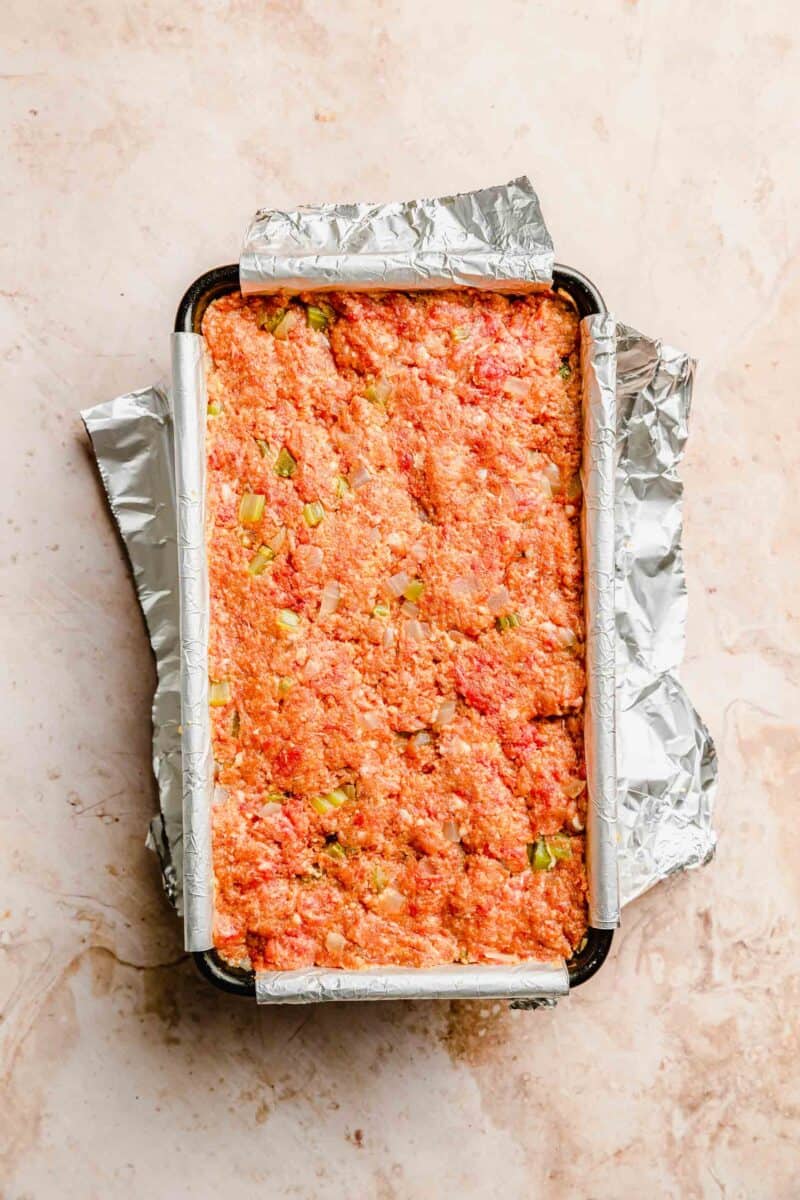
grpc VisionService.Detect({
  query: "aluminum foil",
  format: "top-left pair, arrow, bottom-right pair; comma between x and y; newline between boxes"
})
81,386 -> 183,911
241,176 -> 554,294
171,333 -> 214,951
614,326 -> 717,903
255,962 -> 569,1005
580,315 -> 619,928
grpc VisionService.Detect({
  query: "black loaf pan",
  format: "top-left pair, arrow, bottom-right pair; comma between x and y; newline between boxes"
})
176,263 -> 615,998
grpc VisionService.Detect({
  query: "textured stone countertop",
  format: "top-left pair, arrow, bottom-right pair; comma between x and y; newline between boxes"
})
2,2 -> 798,1197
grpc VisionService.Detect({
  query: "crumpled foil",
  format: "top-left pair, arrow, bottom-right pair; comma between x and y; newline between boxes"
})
255,962 -> 569,1005
81,386 -> 183,910
614,326 -> 717,903
171,334 -> 214,950
241,176 -> 554,294
80,178 -> 717,1003
580,315 -> 619,928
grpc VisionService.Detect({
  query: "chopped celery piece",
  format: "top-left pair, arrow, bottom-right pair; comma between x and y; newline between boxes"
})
549,835 -> 572,861
254,437 -> 271,458
306,305 -> 330,332
558,358 -> 572,381
372,865 -> 388,892
239,492 -> 266,525
310,787 -> 349,816
277,676 -> 294,696
209,680 -> 231,707
248,544 -> 275,575
303,501 -> 325,528
266,791 -> 285,804
496,612 -> 521,632
372,601 -> 391,619
364,378 -> 391,408
451,326 -> 470,343
207,400 -> 222,417
528,838 -> 556,871
324,840 -> 347,862
274,447 -> 297,478
403,579 -> 425,603
334,474 -> 350,498
257,307 -> 285,332
277,608 -> 301,631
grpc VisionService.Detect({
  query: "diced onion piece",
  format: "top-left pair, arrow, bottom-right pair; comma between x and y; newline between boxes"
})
503,376 -> 529,398
303,500 -> 325,528
450,575 -> 476,598
351,464 -> 371,490
272,308 -> 300,339
319,580 -> 341,616
360,709 -> 382,730
325,930 -> 346,953
528,838 -> 556,871
405,619 -> 426,642
334,474 -> 350,498
496,612 -> 521,632
277,608 -> 301,631
307,305 -> 330,332
541,621 -> 578,650
239,492 -> 266,525
401,600 -> 419,618
255,437 -> 272,458
261,801 -> 283,817
563,778 -> 587,799
277,676 -> 294,696
268,525 -> 287,553
487,586 -> 511,614
209,680 -> 231,707
387,570 -> 411,597
274,447 -> 297,478
382,624 -> 396,648
442,819 -> 461,842
410,730 -> 431,748
376,886 -> 405,916
372,600 -> 391,619
403,578 -> 425,603
570,813 -> 585,832
207,400 -> 222,417
248,545 -> 275,575
433,699 -> 457,726
543,460 -> 561,491
451,326 -> 470,343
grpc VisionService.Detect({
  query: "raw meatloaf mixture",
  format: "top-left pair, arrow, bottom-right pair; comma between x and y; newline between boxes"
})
203,288 -> 589,972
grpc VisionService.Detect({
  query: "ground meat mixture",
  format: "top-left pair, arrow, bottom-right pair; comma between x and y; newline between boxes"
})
202,288 -> 589,971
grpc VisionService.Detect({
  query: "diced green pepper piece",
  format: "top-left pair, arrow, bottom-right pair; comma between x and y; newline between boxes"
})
558,358 -> 572,381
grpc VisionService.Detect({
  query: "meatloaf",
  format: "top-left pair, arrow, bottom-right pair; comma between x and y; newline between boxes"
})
202,288 -> 588,972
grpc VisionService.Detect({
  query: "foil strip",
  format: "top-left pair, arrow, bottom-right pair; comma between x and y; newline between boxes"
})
255,962 -> 569,1005
171,333 -> 214,951
240,176 -> 554,295
614,326 -> 717,903
580,315 -> 620,928
81,386 -> 183,911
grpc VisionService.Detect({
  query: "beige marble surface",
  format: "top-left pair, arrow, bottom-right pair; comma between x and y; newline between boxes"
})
2,1 -> 799,1196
